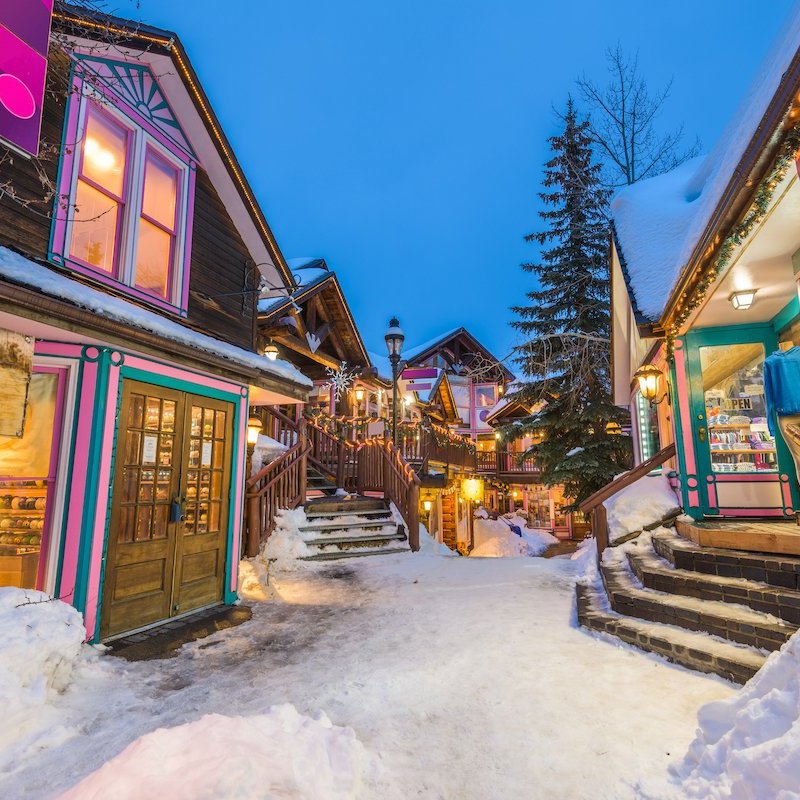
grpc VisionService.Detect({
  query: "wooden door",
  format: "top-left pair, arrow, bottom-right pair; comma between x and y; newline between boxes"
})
102,381 -> 184,639
102,382 -> 235,639
174,396 -> 232,615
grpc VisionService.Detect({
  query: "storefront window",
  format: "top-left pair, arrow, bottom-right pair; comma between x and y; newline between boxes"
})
0,371 -> 61,589
699,343 -> 777,473
635,391 -> 661,463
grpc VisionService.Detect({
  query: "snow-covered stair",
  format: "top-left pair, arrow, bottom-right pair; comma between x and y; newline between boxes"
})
576,525 -> 800,683
300,496 -> 410,561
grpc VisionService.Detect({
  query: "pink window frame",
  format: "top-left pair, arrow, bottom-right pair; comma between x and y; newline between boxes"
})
68,104 -> 131,281
50,72 -> 196,318
134,146 -> 182,302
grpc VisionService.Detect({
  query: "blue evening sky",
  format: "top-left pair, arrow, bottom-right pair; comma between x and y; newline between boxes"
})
133,0 -> 794,363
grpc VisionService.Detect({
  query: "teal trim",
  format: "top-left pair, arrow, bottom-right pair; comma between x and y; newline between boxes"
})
119,366 -> 241,403
223,395 -> 244,605
91,366 -> 246,633
771,295 -> 800,335
683,325 -> 800,516
71,349 -> 113,621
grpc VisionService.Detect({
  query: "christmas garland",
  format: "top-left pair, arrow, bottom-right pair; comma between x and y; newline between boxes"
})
666,119 -> 800,358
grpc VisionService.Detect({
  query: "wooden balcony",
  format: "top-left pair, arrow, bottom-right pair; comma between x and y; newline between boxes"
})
476,450 -> 542,483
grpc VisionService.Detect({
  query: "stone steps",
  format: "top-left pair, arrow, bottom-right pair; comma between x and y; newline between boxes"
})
302,531 -> 407,548
601,553 -> 795,652
629,537 -> 800,626
576,581 -> 766,684
576,522 -> 800,681
303,546 -> 411,562
299,517 -> 397,534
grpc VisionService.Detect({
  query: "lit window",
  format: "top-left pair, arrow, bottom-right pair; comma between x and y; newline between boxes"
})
69,111 -> 128,273
136,150 -> 179,299
62,99 -> 192,311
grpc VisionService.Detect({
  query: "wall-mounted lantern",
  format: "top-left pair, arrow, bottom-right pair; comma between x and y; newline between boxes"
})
633,364 -> 670,406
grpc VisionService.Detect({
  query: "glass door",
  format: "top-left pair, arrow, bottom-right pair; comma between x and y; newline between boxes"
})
687,327 -> 795,517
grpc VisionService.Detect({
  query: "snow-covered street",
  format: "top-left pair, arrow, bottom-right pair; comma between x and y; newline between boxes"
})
2,546 -> 734,799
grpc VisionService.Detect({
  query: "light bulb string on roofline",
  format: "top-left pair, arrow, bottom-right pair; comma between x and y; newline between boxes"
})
665,116 -> 800,359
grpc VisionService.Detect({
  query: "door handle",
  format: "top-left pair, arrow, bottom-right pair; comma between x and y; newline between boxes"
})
170,497 -> 185,523
698,426 -> 707,443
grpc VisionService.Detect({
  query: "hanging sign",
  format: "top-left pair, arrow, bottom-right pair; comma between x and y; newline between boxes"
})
0,1 -> 54,157
0,329 -> 33,437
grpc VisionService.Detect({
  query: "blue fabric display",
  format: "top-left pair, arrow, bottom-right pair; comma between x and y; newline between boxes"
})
764,347 -> 800,434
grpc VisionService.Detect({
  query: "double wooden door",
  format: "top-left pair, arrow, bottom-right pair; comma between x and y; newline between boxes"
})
101,380 -> 234,640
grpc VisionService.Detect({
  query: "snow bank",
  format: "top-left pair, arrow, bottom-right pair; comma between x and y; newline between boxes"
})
675,630 -> 800,799
604,473 -> 680,544
418,523 -> 457,556
469,516 -> 557,558
0,588 -> 85,768
59,705 -> 364,800
261,508 -> 313,571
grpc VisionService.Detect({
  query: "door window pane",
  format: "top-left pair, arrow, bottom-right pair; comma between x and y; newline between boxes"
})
699,344 -> 777,473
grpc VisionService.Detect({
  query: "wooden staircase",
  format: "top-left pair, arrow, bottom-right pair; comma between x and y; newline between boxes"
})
244,406 -> 420,557
299,496 -> 410,561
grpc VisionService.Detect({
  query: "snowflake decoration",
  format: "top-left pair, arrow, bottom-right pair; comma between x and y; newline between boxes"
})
323,361 -> 360,401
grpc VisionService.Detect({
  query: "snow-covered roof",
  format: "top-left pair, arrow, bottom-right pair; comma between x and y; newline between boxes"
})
0,247 -> 312,387
257,267 -> 332,315
611,8 -> 800,322
367,350 -> 392,383
402,327 -> 463,361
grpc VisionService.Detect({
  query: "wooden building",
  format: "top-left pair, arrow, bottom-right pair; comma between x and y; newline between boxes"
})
0,7 -> 310,641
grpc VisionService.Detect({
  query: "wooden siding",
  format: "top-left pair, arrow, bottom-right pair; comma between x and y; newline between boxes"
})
0,54 -> 258,353
187,169 -> 256,350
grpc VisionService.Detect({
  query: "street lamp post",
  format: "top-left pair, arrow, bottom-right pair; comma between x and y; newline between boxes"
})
384,316 -> 405,445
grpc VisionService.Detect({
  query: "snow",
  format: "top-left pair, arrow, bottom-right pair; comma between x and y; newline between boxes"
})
366,350 -> 392,382
0,246 -> 311,388
603,472 -> 681,544
611,7 -> 800,321
250,433 -> 289,476
469,514 -> 558,557
260,508 -> 314,570
566,446 -> 585,457
59,706 -> 364,800
0,588 -> 85,772
0,548 -> 734,799
401,327 -> 464,361
671,630 -> 800,800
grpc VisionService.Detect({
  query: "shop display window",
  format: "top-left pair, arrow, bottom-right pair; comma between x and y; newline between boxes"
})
699,343 -> 777,473
635,391 -> 661,463
0,370 -> 63,589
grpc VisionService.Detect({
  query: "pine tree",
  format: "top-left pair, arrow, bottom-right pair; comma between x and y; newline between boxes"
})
508,98 -> 631,506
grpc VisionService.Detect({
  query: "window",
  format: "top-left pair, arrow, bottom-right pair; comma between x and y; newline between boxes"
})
54,88 -> 194,314
474,385 -> 497,408
699,343 -> 777,474
635,391 -> 661,463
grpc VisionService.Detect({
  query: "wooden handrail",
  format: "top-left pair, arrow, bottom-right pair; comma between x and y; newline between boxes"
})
579,443 -> 676,558
579,443 -> 676,513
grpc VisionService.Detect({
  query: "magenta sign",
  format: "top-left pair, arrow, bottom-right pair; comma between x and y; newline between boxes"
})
0,1 -> 54,157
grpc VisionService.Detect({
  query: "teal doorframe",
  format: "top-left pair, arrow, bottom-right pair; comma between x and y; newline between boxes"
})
683,323 -> 799,516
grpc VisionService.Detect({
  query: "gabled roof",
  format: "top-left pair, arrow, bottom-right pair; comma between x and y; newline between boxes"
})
258,267 -> 370,373
484,398 -> 529,426
403,327 -> 515,382
611,7 -> 800,324
54,4 -> 296,290
415,371 -> 461,425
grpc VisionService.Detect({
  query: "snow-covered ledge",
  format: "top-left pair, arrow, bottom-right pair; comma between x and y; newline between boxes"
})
0,247 -> 312,388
